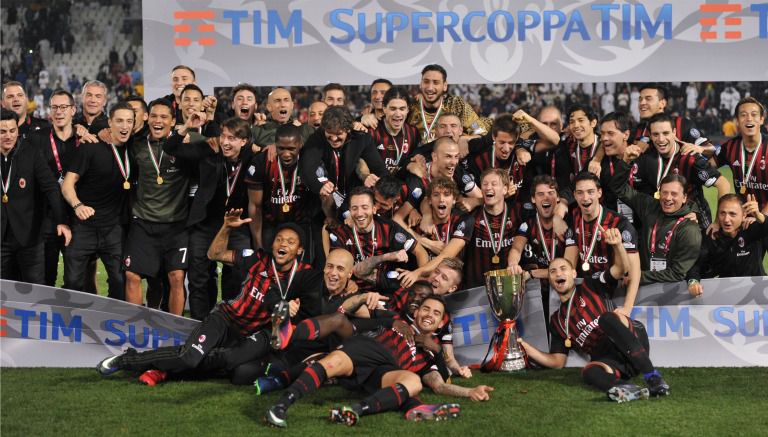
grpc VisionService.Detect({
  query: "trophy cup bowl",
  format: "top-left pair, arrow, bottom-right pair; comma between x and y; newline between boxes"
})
484,269 -> 526,372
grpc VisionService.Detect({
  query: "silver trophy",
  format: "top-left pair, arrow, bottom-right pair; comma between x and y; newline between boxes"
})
484,269 -> 527,372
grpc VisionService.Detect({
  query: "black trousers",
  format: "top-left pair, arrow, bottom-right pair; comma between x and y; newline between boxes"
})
63,223 -> 125,300
1,226 -> 44,284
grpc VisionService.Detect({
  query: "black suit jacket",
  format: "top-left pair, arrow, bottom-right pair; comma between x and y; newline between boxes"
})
0,141 -> 66,246
299,129 -> 388,195
164,132 -> 254,227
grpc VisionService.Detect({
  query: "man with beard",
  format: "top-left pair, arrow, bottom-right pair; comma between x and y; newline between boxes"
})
252,87 -> 313,148
407,64 -> 491,142
300,106 -> 388,222
630,112 -> 729,231
0,108 -> 69,283
123,99 -> 190,315
519,248 -> 670,402
2,81 -> 49,139
265,295 -> 493,428
61,103 -> 135,299
165,116 -> 255,319
715,97 -> 768,212
96,213 -> 315,386
462,169 -> 517,288
367,87 -> 420,176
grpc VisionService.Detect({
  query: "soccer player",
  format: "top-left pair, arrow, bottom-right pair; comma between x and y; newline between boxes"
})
251,87 -> 313,148
177,84 -> 219,138
407,64 -> 491,142
608,160 -> 701,285
61,102 -> 135,299
322,83 -> 346,107
165,116 -> 255,319
715,97 -> 768,212
122,99 -> 189,315
360,78 -> 393,128
372,175 -> 408,220
230,83 -> 258,125
368,86 -> 420,176
162,65 -> 196,121
96,213 -> 314,386
125,95 -> 149,139
0,108 -> 69,283
518,237 -> 670,403
686,194 -> 768,297
306,101 -> 326,130
462,168 -> 517,288
2,81 -> 49,139
265,296 -> 493,428
630,113 -> 730,231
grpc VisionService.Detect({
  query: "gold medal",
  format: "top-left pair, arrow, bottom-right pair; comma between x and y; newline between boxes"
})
564,338 -> 571,348
492,255 -> 500,264
282,204 -> 290,213
581,262 -> 590,272
1,194 -> 7,203
157,176 -> 164,185
740,186 -> 747,195
123,180 -> 131,190
653,191 -> 660,199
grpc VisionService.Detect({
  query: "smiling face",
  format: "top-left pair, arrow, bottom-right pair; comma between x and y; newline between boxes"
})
532,182 -> 558,219
323,249 -> 354,295
108,108 -> 135,144
568,110 -> 596,142
126,100 -> 148,133
427,264 -> 460,295
308,101 -> 327,129
650,120 -> 677,158
538,107 -> 563,133
548,258 -> 578,296
493,130 -> 517,161
435,115 -> 462,141
323,89 -> 345,107
599,120 -> 629,157
420,70 -> 447,106
638,88 -> 666,120
171,67 -> 195,100
429,186 -> 455,222
736,102 -> 765,138
2,85 -> 27,118
481,172 -> 508,207
324,127 -> 349,150
383,97 -> 408,132
276,135 -> 301,167
49,94 -> 76,130
148,104 -> 175,140
431,141 -> 460,178
717,199 -> 745,237
574,179 -> 602,218
349,193 -> 375,232
658,180 -> 687,214
374,190 -> 397,214
219,127 -> 247,160
233,89 -> 257,121
405,285 -> 433,315
0,119 -> 19,154
83,84 -> 107,117
267,88 -> 294,124
271,228 -> 302,266
371,82 -> 391,111
414,297 -> 445,334
180,89 -> 203,121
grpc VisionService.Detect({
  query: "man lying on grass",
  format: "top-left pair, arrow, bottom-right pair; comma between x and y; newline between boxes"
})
517,228 -> 670,403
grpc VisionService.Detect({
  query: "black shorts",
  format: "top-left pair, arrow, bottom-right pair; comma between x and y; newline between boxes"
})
336,335 -> 398,394
591,320 -> 650,379
123,217 -> 189,277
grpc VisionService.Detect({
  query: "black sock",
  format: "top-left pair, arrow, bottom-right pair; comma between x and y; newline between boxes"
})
292,319 -> 322,342
354,383 -> 409,416
600,312 -> 654,374
582,363 -> 620,391
399,396 -> 423,413
275,362 -> 327,408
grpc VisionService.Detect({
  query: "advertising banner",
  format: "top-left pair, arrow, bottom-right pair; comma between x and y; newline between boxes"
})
142,0 -> 768,98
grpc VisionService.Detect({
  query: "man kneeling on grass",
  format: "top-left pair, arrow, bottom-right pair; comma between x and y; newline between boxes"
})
265,295 -> 494,428
517,228 -> 670,403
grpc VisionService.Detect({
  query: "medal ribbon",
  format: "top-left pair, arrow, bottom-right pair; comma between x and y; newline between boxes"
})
385,124 -> 405,166
0,160 -> 12,197
418,96 -> 443,141
491,146 -> 515,174
740,133 -> 764,190
146,139 -> 164,180
535,213 -> 557,262
561,289 -> 578,345
110,144 -> 130,181
579,206 -> 603,266
49,132 -> 63,175
655,142 -> 678,190
271,259 -> 298,300
482,204 -> 508,258
649,217 -> 686,257
277,157 -> 299,203
225,162 -> 242,198
575,136 -> 598,172
352,222 -> 376,259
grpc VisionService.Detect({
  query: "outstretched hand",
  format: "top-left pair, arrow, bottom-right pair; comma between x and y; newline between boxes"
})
223,208 -> 252,228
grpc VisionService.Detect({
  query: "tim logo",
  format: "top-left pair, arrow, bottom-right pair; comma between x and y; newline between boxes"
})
699,3 -> 768,41
174,10 -> 216,46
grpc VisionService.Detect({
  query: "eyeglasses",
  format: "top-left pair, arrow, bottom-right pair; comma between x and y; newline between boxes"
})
50,105 -> 74,112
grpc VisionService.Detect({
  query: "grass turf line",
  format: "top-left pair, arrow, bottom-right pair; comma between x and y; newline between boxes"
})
2,368 -> 767,436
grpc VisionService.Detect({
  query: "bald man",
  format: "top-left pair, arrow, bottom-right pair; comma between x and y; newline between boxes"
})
251,87 -> 314,148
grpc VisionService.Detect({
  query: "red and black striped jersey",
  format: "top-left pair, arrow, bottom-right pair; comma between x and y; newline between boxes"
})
564,135 -> 600,176
415,210 -> 474,259
244,153 -> 314,223
549,272 -> 618,356
466,147 -> 527,195
328,216 -> 417,264
515,215 -> 577,269
376,326 -> 440,375
632,115 -> 704,146
571,207 -> 638,279
462,205 -> 518,288
404,165 -> 477,208
716,135 -> 768,209
369,122 -> 420,175
218,249 -> 312,335
375,182 -> 409,221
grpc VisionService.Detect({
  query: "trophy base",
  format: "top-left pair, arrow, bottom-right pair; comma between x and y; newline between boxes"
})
498,356 -> 527,372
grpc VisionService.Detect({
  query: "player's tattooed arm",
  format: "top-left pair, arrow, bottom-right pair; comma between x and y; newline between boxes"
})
352,250 -> 408,283
207,209 -> 252,265
422,371 -> 493,401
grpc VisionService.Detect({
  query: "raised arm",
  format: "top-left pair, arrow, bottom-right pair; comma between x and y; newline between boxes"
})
207,208 -> 253,265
